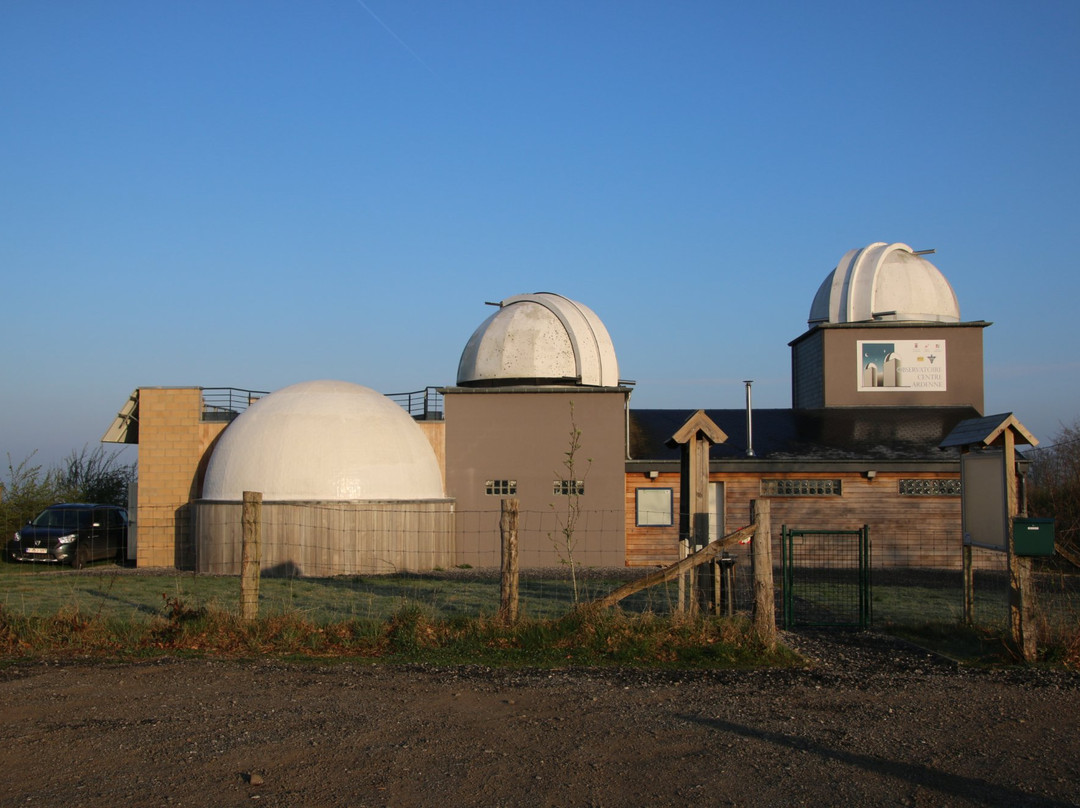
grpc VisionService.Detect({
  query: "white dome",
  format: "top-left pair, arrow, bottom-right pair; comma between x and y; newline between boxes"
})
202,380 -> 444,501
809,243 -> 961,325
457,293 -> 620,387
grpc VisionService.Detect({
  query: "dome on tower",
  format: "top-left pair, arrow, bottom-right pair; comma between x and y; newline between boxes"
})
201,380 -> 444,501
457,293 -> 620,387
809,243 -> 960,326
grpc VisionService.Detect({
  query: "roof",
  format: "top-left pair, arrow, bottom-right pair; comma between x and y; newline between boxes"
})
202,380 -> 445,501
939,412 -> 1038,448
809,242 -> 961,325
630,406 -> 980,463
668,409 -> 727,447
457,292 -> 620,387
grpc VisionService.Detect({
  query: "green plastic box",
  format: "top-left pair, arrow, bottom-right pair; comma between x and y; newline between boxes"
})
1012,517 -> 1055,557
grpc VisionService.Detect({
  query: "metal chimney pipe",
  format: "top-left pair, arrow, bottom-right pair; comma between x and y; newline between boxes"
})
743,380 -> 755,457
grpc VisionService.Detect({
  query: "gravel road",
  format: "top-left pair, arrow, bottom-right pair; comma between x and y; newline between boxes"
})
1,631 -> 1077,807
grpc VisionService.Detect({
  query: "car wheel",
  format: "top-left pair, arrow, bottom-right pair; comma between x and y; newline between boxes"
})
72,547 -> 89,570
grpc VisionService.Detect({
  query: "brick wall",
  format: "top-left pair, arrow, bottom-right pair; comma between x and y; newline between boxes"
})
135,388 -> 228,568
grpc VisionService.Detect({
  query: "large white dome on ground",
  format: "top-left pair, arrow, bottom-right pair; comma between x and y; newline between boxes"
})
809,242 -> 961,325
457,292 -> 620,387
201,380 -> 444,501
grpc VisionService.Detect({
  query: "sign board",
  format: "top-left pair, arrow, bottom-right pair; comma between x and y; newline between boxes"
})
961,449 -> 1008,551
857,340 -> 947,392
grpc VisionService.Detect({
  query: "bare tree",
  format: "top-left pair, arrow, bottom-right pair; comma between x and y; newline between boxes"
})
1027,419 -> 1080,561
549,403 -> 591,603
0,453 -> 57,543
54,445 -> 137,507
1,447 -> 136,546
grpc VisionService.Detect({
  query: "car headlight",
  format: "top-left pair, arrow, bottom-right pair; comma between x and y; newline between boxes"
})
13,531 -> 20,541
57,533 -> 78,545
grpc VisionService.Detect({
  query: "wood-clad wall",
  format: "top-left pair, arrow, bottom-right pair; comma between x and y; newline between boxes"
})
195,500 -> 455,576
626,471 -> 969,569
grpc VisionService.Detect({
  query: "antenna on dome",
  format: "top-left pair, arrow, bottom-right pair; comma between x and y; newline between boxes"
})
912,249 -> 936,255
484,301 -> 502,307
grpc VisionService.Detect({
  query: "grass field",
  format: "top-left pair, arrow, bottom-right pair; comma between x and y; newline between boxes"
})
2,559 -> 1075,666
0,560 -> 685,624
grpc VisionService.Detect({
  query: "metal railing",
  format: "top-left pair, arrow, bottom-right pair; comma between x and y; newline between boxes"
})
201,388 -> 269,422
199,386 -> 443,423
386,386 -> 444,420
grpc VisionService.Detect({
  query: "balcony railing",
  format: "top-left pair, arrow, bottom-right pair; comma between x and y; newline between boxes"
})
200,386 -> 444,423
386,387 -> 444,420
201,388 -> 269,422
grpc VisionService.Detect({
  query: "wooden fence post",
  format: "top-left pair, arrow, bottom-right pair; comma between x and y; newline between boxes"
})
241,491 -> 262,621
1003,428 -> 1037,661
500,498 -> 519,623
751,499 -> 776,647
962,544 -> 974,626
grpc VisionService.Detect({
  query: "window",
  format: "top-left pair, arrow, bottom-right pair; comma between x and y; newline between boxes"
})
761,479 -> 842,496
485,479 -> 517,496
553,479 -> 585,496
636,488 -> 673,526
899,478 -> 961,496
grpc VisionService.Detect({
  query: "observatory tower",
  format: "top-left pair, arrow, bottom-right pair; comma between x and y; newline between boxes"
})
790,243 -> 989,412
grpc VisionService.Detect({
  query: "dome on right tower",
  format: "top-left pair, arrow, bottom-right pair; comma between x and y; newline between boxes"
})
808,242 -> 961,326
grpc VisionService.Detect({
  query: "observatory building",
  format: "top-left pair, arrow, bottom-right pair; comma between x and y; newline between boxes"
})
193,380 -> 452,575
103,243 -> 996,573
446,293 -> 631,567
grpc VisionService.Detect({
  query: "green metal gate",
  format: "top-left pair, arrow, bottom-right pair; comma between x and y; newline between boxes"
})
782,525 -> 871,628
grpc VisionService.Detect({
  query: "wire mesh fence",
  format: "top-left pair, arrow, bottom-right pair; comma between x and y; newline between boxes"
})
1,505 -> 675,624
782,527 -> 870,629
2,507 -> 1077,644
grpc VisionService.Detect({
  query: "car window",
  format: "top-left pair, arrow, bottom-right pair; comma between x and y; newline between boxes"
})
34,509 -> 91,529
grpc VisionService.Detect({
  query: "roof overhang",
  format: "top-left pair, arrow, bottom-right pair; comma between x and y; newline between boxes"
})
102,389 -> 139,444
939,412 -> 1037,449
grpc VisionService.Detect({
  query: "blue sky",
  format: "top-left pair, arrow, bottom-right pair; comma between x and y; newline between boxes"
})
3,1 -> 1079,469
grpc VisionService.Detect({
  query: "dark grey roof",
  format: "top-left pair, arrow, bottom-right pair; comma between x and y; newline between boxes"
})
629,407 -> 980,462
939,412 -> 1037,448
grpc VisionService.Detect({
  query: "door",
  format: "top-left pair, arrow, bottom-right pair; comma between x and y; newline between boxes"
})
707,482 -> 725,541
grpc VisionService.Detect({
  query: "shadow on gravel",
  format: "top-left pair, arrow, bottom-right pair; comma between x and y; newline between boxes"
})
682,714 -> 1074,808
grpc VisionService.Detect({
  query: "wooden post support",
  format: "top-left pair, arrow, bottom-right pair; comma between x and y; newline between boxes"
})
751,499 -> 776,647
500,498 -> 519,623
677,537 -> 688,614
668,411 -> 728,617
962,544 -> 974,626
1003,428 -> 1037,661
586,524 -> 755,612
943,414 -> 1040,660
241,491 -> 262,621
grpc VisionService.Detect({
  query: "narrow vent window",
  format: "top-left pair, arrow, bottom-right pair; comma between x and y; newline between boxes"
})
761,479 -> 842,496
899,479 -> 961,496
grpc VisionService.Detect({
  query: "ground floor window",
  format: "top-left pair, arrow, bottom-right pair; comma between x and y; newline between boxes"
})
553,479 -> 585,496
485,479 -> 517,495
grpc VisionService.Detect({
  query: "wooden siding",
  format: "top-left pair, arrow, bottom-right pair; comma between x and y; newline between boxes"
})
626,470 -> 974,570
194,500 -> 455,576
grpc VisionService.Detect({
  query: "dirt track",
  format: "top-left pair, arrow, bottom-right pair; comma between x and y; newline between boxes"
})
1,632 -> 1078,807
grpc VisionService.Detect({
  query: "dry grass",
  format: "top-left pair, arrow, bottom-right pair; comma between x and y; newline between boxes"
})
0,598 -> 797,669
